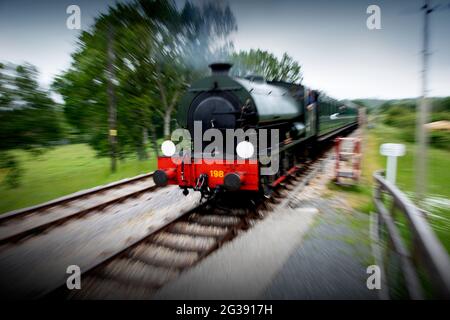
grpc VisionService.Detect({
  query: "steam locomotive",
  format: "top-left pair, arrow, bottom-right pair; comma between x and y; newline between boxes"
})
154,63 -> 358,197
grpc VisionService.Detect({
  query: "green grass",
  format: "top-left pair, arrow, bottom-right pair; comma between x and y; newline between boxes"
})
0,144 -> 157,214
327,122 -> 450,250
327,122 -> 450,297
367,123 -> 450,252
369,124 -> 450,198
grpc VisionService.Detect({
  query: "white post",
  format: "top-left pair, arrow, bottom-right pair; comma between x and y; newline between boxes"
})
380,143 -> 405,186
386,156 -> 397,185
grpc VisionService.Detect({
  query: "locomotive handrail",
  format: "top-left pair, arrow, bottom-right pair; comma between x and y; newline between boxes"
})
372,170 -> 450,299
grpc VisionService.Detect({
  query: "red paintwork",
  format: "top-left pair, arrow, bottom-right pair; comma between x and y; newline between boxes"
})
157,157 -> 260,191
270,166 -> 301,187
334,137 -> 362,183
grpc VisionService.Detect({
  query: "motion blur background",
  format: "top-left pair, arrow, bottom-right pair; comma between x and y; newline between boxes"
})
0,0 -> 449,249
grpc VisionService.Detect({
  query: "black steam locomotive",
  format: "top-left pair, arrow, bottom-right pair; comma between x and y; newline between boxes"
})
154,63 -> 359,197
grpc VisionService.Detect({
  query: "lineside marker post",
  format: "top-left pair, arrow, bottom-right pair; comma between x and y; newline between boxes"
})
380,143 -> 405,185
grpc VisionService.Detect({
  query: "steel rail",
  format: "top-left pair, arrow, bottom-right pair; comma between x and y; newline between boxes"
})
58,160 -> 319,300
0,172 -> 155,222
0,172 -> 157,245
41,201 -> 210,300
3,128 -> 355,299
61,145 -> 336,300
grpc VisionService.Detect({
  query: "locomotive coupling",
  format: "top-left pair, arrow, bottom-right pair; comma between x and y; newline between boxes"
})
153,168 -> 176,187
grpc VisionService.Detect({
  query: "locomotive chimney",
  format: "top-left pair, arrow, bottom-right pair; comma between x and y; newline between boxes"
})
209,63 -> 232,76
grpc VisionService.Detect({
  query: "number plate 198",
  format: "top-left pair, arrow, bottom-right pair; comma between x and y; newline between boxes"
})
209,170 -> 224,178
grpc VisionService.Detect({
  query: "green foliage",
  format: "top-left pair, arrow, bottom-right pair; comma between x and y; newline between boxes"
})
429,130 -> 450,151
230,49 -> 302,83
380,99 -> 450,149
0,63 -> 62,150
0,153 -> 22,188
430,112 -> 450,122
53,0 -> 237,158
367,125 -> 450,253
0,63 -> 62,187
351,99 -> 368,109
433,97 -> 450,113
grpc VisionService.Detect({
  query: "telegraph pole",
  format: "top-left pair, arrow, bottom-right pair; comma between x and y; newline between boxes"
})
107,24 -> 117,172
415,0 -> 432,200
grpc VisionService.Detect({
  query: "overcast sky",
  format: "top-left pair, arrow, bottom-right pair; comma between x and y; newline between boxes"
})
1,0 -> 449,99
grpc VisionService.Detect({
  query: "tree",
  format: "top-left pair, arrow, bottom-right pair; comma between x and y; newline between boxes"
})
53,0 -> 238,166
230,49 -> 302,83
0,63 -> 61,187
54,1 -> 167,162
433,97 -> 450,113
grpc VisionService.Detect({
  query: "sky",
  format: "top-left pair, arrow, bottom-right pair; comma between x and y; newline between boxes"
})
0,0 -> 449,99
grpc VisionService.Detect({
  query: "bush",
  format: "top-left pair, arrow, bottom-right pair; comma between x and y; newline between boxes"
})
0,153 -> 23,188
383,108 -> 415,128
399,128 -> 415,143
430,112 -> 450,122
381,99 -> 450,151
429,131 -> 450,151
433,97 -> 450,113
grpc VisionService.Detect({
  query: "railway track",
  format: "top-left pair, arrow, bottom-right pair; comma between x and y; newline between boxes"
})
0,172 -> 157,246
47,155 -> 326,300
65,204 -> 252,299
0,128 -> 354,300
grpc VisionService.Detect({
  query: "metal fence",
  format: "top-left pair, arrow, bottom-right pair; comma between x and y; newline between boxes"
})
373,170 -> 450,299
